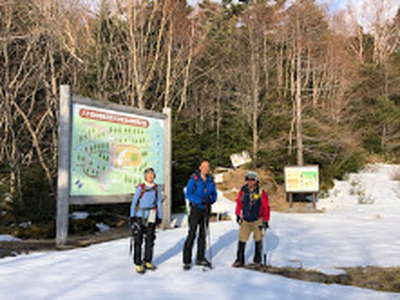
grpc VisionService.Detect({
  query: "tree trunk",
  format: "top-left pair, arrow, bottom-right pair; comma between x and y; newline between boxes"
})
295,18 -> 304,166
249,28 -> 259,165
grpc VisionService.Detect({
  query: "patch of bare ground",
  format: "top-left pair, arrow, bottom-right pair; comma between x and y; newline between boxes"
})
244,265 -> 400,293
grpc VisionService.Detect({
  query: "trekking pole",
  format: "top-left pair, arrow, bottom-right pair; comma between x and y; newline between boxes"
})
129,220 -> 133,256
209,229 -> 213,265
206,205 -> 213,268
262,227 -> 267,267
129,236 -> 133,256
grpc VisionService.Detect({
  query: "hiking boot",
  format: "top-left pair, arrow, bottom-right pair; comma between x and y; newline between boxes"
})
196,259 -> 212,268
183,264 -> 191,271
235,241 -> 246,266
135,264 -> 145,274
254,241 -> 262,265
232,260 -> 243,268
144,261 -> 156,271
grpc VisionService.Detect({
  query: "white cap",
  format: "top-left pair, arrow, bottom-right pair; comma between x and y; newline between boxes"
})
245,171 -> 259,181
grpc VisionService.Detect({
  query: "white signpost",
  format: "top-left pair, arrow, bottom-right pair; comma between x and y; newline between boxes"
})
230,151 -> 252,168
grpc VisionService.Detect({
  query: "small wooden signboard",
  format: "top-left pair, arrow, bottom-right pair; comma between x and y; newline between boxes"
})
284,165 -> 320,209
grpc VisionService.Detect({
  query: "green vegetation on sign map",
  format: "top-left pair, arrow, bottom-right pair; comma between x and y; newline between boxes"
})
70,104 -> 164,196
285,166 -> 319,192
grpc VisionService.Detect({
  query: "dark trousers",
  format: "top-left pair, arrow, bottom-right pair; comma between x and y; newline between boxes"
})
133,221 -> 156,265
183,205 -> 208,264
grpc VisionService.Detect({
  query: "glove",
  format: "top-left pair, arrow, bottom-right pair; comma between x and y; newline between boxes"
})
236,215 -> 243,225
156,217 -> 162,226
130,217 -> 141,237
263,221 -> 269,229
129,216 -> 137,227
202,198 -> 211,206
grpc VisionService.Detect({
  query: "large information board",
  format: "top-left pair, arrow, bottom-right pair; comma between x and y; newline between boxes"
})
70,104 -> 164,196
56,85 -> 172,246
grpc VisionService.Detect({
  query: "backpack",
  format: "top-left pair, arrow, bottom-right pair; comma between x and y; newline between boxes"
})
240,184 -> 263,221
135,183 -> 158,213
191,173 -> 215,193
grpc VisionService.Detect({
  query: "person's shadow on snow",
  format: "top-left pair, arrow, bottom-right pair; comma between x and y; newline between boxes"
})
153,238 -> 186,266
209,229 -> 237,258
153,229 -> 238,267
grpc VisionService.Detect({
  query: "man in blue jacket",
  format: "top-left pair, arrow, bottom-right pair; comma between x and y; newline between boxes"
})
130,168 -> 163,274
183,160 -> 217,270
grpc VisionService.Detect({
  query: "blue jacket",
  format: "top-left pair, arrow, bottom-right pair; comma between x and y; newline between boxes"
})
185,173 -> 217,209
130,184 -> 163,219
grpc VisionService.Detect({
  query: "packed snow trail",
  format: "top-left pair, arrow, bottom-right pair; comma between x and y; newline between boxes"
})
1,164 -> 400,299
1,214 -> 400,300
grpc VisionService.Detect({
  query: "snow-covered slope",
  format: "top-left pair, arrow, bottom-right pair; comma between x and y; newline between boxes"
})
318,164 -> 400,217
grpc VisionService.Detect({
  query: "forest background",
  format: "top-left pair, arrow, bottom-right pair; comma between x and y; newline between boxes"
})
0,0 -> 399,231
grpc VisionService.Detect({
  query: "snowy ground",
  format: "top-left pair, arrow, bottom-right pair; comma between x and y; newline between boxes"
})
1,214 -> 399,299
0,235 -> 21,242
1,164 -> 399,299
318,164 -> 400,217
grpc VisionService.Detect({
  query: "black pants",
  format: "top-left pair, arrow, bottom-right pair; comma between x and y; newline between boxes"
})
183,205 -> 208,264
133,221 -> 156,265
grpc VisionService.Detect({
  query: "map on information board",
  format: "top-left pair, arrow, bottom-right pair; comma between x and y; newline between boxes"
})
284,166 -> 319,193
70,103 -> 164,196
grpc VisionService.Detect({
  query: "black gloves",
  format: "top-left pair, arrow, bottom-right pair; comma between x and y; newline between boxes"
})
258,221 -> 269,231
131,216 -> 161,227
236,215 -> 243,225
130,217 -> 141,236
129,216 -> 138,226
263,221 -> 269,229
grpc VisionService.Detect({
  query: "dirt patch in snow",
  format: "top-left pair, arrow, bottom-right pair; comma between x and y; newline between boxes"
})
391,167 -> 400,181
0,226 -> 131,258
244,265 -> 400,293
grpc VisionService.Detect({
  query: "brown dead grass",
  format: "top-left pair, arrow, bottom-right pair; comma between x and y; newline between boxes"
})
217,167 -> 320,213
216,167 -> 277,192
365,154 -> 389,164
344,266 -> 400,292
245,265 -> 400,293
391,168 -> 400,181
0,225 -> 132,257
222,191 -> 238,202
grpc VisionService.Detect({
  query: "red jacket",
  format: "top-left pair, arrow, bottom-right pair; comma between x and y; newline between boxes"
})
235,186 -> 270,222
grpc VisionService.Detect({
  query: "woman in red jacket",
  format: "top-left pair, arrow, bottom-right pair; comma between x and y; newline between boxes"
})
233,171 -> 270,267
